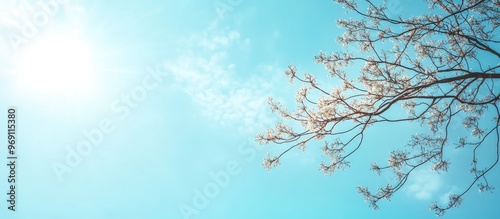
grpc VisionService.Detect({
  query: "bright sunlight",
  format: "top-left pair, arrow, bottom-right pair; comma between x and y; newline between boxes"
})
12,34 -> 97,98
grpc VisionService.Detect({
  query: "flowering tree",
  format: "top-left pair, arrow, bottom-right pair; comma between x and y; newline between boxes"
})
256,0 -> 500,216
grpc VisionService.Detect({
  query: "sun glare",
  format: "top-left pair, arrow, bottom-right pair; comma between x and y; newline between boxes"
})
13,35 -> 97,98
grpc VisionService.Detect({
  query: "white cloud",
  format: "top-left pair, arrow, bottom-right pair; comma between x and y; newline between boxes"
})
407,169 -> 443,200
164,52 -> 276,134
164,23 -> 279,135
181,19 -> 244,51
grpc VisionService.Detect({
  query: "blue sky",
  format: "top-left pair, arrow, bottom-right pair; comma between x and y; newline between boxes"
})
0,0 -> 499,218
